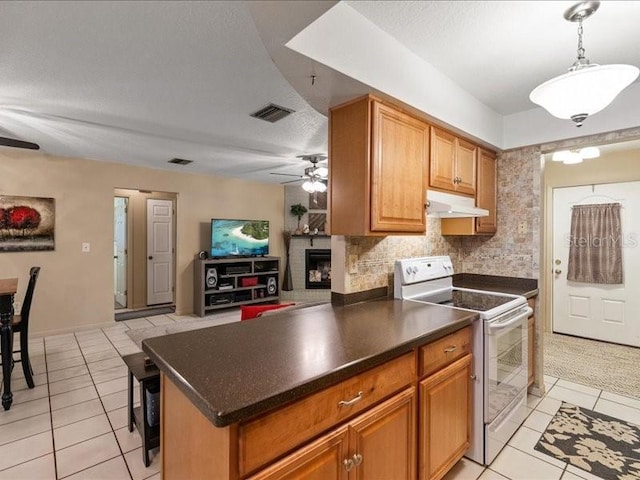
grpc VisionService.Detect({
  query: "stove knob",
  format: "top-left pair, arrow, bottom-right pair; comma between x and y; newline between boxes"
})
406,267 -> 412,275
412,266 -> 418,274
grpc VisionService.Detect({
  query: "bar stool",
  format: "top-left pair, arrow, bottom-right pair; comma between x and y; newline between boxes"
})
11,266 -> 40,388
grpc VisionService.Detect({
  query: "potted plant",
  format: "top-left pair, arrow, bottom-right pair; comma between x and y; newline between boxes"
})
290,203 -> 308,234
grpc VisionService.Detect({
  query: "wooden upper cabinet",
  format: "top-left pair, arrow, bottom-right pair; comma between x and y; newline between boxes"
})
475,148 -> 497,234
440,147 -> 497,236
329,95 -> 428,236
429,126 -> 476,196
455,139 -> 477,196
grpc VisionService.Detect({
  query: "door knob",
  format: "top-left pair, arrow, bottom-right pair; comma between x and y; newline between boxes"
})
148,256 -> 153,260
555,269 -> 562,274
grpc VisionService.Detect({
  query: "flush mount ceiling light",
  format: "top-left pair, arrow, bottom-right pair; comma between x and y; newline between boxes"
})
529,1 -> 639,127
551,146 -> 600,164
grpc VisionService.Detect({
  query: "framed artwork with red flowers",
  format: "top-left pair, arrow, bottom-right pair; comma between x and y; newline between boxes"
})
0,195 -> 55,252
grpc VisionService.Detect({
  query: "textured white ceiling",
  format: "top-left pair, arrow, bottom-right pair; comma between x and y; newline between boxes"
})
0,1 -> 638,183
348,1 -> 640,115
0,1 -> 328,182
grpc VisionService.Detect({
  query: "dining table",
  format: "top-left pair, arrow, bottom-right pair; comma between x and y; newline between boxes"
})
0,278 -> 18,410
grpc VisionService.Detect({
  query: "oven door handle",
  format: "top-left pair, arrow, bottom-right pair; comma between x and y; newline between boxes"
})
487,307 -> 532,333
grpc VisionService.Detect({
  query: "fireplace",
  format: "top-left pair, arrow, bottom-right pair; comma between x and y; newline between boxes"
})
305,249 -> 331,289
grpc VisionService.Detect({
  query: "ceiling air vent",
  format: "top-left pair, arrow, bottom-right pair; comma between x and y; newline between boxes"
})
168,158 -> 193,165
250,103 -> 295,123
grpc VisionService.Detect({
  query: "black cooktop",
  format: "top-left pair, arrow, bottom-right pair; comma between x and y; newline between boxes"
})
411,289 -> 517,312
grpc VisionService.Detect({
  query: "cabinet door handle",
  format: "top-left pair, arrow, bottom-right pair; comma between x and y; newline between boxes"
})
353,453 -> 363,466
343,458 -> 355,471
338,391 -> 363,407
444,345 -> 457,353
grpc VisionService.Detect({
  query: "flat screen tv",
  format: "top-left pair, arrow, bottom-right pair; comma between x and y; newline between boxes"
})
210,219 -> 269,257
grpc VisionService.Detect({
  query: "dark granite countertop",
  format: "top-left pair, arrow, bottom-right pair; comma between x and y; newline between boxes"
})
142,300 -> 476,428
452,273 -> 538,298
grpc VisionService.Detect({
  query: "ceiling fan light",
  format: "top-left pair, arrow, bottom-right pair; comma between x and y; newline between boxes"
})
552,150 -> 572,162
301,180 -> 314,193
530,64 -> 639,124
579,146 -> 600,159
315,166 -> 329,178
563,152 -> 583,164
314,181 -> 327,193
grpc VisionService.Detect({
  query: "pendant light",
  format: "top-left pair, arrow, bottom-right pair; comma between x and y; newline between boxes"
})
529,1 -> 639,127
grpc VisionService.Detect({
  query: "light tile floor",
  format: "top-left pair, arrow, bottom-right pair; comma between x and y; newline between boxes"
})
1,313 -> 638,479
443,374 -> 640,480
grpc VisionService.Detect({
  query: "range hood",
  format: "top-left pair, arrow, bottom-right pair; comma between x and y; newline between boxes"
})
426,190 -> 489,218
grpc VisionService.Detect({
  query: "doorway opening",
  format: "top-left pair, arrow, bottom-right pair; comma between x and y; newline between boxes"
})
114,196 -> 128,310
113,189 -> 177,320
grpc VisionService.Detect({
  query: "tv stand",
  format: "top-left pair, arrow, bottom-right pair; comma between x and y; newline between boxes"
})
194,256 -> 280,317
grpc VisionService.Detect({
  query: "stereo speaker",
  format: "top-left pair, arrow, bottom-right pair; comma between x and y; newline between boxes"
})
205,268 -> 218,288
266,277 -> 277,295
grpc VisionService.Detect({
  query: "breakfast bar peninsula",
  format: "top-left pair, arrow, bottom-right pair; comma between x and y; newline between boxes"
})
143,300 -> 477,480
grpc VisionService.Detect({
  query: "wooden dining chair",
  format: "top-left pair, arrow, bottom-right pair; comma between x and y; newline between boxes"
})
11,266 -> 40,388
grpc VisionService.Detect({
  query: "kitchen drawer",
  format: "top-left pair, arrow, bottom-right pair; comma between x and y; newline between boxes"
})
419,326 -> 471,378
238,351 -> 415,476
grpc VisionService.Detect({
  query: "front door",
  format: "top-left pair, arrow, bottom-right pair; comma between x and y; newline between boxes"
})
147,198 -> 174,305
552,182 -> 640,346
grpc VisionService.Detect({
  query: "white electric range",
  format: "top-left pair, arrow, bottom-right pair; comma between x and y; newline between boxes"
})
394,256 -> 532,465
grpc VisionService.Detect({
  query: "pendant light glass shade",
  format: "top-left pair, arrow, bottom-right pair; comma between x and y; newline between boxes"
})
530,64 -> 639,125
529,1 -> 639,127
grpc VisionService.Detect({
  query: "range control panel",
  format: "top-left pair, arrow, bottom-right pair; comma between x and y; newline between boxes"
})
394,256 -> 454,286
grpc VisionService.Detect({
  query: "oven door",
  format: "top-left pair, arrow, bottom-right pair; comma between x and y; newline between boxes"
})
484,306 -> 531,423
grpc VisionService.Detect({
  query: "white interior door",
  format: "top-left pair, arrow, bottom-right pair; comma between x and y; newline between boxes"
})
147,198 -> 174,305
114,197 -> 127,309
552,182 -> 640,347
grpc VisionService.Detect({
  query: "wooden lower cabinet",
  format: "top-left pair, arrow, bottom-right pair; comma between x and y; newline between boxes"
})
250,387 -> 416,480
248,426 -> 350,480
419,354 -> 472,480
160,328 -> 473,480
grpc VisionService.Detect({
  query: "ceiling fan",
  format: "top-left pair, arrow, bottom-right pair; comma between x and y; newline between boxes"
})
0,133 -> 39,150
270,154 -> 328,192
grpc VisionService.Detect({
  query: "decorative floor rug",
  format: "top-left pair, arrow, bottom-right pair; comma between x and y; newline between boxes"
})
535,402 -> 640,480
544,332 -> 640,399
